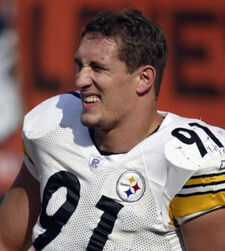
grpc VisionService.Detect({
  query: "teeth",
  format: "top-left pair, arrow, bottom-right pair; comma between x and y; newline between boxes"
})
84,96 -> 100,103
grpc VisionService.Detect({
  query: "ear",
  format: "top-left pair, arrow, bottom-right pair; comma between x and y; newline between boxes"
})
136,65 -> 156,96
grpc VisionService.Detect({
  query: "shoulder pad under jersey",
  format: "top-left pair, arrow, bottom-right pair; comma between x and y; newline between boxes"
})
23,92 -> 82,140
163,119 -> 224,203
165,119 -> 224,171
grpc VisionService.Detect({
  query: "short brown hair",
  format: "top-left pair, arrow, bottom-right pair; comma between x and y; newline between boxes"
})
82,9 -> 168,98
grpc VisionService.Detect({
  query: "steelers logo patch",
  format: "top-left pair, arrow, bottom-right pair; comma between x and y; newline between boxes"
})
116,170 -> 146,202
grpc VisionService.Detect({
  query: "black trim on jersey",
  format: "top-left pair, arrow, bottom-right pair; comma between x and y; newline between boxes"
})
175,188 -> 225,197
65,91 -> 81,99
88,129 -> 127,156
150,124 -> 161,136
99,150 -> 127,156
89,124 -> 161,156
190,171 -> 225,179
183,179 -> 225,189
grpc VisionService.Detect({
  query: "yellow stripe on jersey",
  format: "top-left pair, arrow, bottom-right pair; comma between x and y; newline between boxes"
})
185,173 -> 225,186
169,207 -> 175,227
169,190 -> 225,219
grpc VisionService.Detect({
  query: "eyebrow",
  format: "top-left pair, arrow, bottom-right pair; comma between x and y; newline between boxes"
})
73,56 -> 109,70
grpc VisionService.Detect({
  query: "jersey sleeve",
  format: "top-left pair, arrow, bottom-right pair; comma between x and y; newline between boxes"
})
23,132 -> 40,181
22,95 -> 59,181
165,122 -> 225,226
22,92 -> 82,181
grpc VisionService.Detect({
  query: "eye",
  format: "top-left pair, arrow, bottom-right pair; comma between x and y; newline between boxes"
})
91,62 -> 104,72
74,58 -> 82,72
76,62 -> 83,72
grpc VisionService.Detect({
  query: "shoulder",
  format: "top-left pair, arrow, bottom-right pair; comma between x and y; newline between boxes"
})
23,92 -> 82,139
141,111 -> 224,175
137,112 -> 224,229
164,112 -> 224,171
160,113 -> 225,226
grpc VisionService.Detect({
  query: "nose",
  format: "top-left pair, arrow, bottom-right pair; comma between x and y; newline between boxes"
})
75,66 -> 93,91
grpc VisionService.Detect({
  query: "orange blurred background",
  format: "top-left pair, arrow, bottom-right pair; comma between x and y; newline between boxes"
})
0,0 -> 224,201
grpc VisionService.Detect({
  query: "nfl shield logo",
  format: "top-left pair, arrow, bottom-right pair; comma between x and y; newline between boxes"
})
90,157 -> 102,169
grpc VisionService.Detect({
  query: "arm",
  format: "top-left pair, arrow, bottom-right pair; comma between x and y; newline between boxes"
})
0,162 -> 41,251
181,207 -> 225,251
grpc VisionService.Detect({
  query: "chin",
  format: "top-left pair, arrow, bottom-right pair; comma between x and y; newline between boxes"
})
80,112 -> 116,131
81,114 -> 100,128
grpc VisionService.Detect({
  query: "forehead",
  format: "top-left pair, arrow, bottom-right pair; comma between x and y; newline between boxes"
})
75,34 -> 119,61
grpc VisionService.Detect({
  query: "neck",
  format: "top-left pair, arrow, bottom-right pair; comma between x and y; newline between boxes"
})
92,108 -> 163,153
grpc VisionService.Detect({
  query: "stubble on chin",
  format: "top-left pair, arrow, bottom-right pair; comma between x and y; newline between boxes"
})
80,109 -> 118,131
80,112 -> 99,129
80,113 -> 90,128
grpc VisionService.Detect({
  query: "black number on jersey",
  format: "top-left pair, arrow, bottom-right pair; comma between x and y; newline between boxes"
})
87,196 -> 123,250
172,122 -> 223,157
33,171 -> 80,250
33,171 -> 123,250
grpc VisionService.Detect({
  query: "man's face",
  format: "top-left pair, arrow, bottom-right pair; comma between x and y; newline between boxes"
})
74,33 -> 139,131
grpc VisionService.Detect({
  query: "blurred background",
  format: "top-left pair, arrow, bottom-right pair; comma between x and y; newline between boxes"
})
0,0 -> 224,203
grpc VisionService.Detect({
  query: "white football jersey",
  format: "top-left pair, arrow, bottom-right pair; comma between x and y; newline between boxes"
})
23,93 -> 225,251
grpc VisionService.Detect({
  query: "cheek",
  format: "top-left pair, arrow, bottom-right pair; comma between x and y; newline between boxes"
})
106,90 -> 131,116
100,75 -> 136,109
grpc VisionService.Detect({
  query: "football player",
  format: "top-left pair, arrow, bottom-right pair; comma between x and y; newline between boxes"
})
0,9 -> 224,251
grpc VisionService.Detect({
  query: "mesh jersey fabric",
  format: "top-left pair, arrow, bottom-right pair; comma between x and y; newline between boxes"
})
22,93 -> 225,251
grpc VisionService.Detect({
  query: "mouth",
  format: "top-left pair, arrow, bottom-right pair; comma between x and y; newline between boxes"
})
81,93 -> 101,109
82,95 -> 100,103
